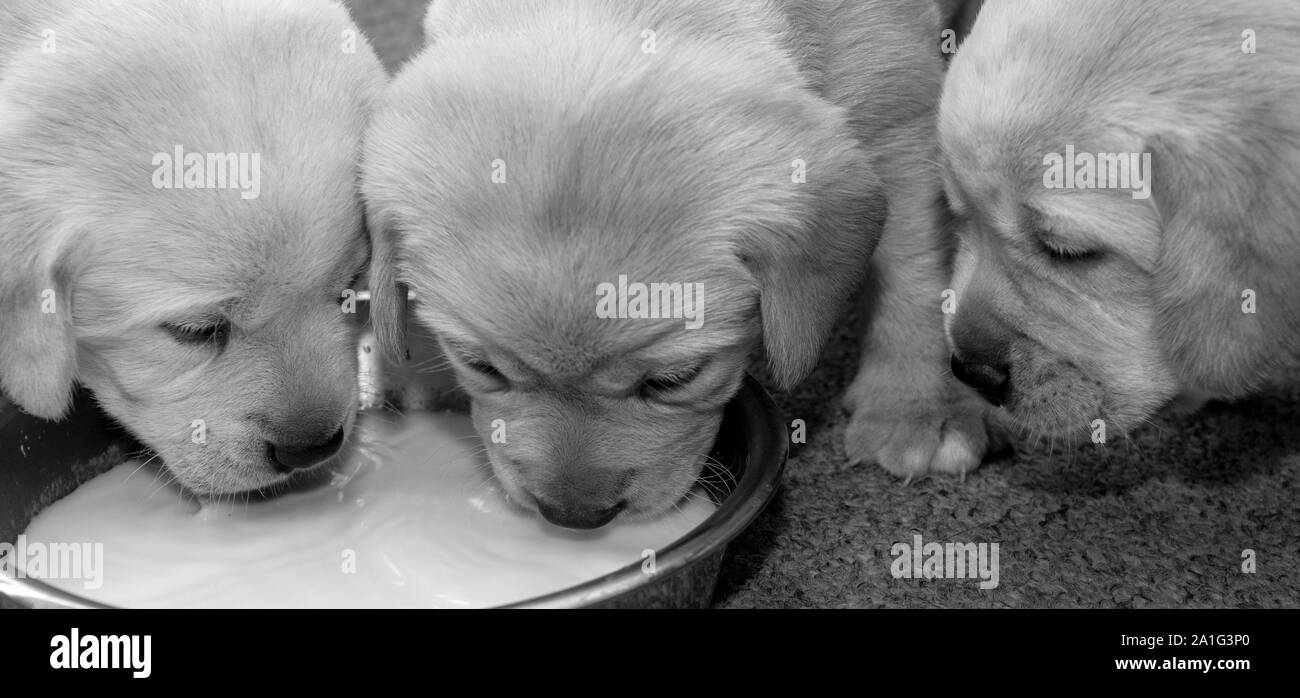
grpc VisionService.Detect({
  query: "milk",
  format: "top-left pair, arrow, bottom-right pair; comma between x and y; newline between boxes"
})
19,412 -> 715,608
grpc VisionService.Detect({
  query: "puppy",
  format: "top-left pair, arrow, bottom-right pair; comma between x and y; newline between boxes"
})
364,0 -> 991,529
940,0 -> 1300,439
0,0 -> 387,494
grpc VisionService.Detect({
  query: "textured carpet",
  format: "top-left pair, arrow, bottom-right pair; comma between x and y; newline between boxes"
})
344,0 -> 1300,609
719,316 -> 1299,608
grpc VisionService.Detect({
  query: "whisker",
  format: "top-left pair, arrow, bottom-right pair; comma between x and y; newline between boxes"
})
122,452 -> 164,486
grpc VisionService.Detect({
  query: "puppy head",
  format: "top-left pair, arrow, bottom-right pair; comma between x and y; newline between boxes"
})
938,0 -> 1300,440
364,25 -> 877,527
0,0 -> 387,494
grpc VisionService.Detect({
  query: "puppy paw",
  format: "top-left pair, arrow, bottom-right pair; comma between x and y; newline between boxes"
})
842,378 -> 992,482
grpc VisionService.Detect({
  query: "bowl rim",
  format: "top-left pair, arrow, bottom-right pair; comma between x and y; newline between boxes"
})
1,376 -> 787,609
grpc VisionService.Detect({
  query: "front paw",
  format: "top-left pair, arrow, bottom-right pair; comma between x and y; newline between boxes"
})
842,376 -> 993,481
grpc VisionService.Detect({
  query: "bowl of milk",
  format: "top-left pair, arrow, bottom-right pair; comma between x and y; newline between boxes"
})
0,297 -> 787,609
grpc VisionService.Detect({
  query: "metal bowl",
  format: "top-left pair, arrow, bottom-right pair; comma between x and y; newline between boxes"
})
0,302 -> 787,609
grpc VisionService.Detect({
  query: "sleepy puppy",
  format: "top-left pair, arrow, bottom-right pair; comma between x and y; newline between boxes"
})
940,0 -> 1300,440
0,0 -> 386,494
364,0 -> 992,529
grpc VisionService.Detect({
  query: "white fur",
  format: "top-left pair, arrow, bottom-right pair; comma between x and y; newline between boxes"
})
0,0 -> 387,494
940,0 -> 1300,438
364,0 -> 989,524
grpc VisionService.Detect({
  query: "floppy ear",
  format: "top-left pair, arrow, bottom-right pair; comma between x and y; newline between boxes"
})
365,210 -> 409,364
0,254 -> 78,420
743,153 -> 885,389
1146,130 -> 1300,397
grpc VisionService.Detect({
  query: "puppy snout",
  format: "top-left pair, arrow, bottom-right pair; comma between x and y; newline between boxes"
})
949,301 -> 1016,406
516,462 -> 632,529
534,496 -> 628,530
951,354 -> 1010,406
266,426 -> 345,472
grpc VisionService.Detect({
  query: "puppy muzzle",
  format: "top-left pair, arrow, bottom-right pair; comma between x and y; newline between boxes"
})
948,299 -> 1016,406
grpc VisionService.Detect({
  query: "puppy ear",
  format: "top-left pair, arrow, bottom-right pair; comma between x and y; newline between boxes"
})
744,155 -> 885,389
365,212 -> 408,364
0,256 -> 78,420
1146,130 -> 1300,396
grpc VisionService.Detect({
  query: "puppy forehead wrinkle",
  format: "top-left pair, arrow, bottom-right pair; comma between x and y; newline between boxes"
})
424,252 -> 751,357
431,294 -> 748,376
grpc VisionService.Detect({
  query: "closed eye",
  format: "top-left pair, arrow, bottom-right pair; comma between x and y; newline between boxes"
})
639,362 -> 706,398
1026,208 -> 1102,263
444,338 -> 509,387
163,319 -> 231,352
1039,238 -> 1103,263
465,357 -> 504,380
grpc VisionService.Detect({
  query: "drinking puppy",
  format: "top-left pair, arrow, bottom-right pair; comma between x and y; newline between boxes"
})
940,0 -> 1300,439
0,0 -> 387,494
364,0 -> 991,528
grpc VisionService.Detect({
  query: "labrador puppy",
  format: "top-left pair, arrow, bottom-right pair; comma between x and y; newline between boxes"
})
0,0 -> 387,494
363,0 -> 992,529
940,0 -> 1300,440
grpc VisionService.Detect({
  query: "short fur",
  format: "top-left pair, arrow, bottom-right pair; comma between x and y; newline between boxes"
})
0,0 -> 387,494
364,0 -> 991,526
940,0 -> 1300,438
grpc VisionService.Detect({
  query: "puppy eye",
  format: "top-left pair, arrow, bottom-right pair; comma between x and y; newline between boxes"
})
163,320 -> 231,351
1040,239 -> 1103,263
639,363 -> 705,397
464,357 -> 504,380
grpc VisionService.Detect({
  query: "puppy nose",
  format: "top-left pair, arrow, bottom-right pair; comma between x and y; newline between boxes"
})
266,427 -> 345,472
534,498 -> 627,530
951,355 -> 1010,406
